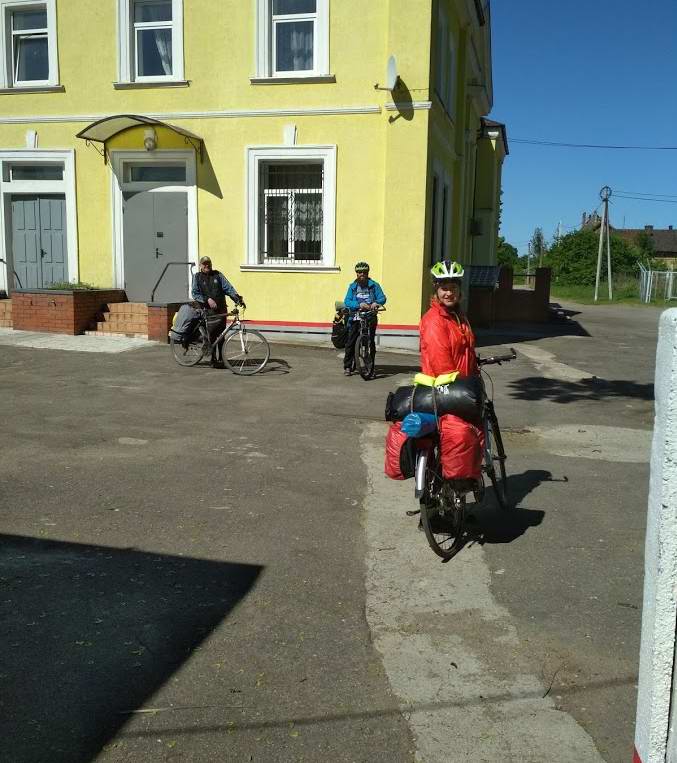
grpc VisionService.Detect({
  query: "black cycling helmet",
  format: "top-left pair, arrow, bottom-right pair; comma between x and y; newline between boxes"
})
354,261 -> 370,273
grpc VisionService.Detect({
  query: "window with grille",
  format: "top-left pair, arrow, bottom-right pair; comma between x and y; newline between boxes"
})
0,0 -> 59,88
258,162 -> 323,264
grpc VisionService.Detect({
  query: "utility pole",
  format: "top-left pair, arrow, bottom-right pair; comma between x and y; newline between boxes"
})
527,242 -> 532,277
594,186 -> 613,302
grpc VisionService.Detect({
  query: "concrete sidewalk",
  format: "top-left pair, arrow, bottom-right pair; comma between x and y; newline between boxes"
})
0,327 -> 152,353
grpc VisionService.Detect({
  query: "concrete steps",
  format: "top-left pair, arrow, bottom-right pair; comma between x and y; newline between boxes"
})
86,302 -> 148,338
0,299 -> 12,328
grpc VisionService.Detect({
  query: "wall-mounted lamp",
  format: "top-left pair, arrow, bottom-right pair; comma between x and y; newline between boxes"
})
143,128 -> 157,152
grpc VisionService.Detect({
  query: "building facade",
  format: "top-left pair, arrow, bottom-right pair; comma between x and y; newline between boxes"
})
0,0 -> 506,346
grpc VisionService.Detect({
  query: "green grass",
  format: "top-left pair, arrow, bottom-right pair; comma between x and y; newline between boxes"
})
550,278 -> 661,306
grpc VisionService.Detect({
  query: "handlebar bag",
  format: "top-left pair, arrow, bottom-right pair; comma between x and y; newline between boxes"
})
385,375 -> 483,426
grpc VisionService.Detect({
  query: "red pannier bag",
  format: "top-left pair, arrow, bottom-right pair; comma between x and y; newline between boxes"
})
385,422 -> 433,480
439,414 -> 483,480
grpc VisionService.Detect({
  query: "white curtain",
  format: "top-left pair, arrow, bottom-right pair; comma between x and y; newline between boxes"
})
289,23 -> 313,71
153,29 -> 172,75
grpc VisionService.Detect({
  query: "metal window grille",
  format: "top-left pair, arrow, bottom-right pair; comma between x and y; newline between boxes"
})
259,162 -> 323,264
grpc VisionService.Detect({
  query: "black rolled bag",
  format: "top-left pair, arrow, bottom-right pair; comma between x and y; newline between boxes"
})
385,375 -> 484,427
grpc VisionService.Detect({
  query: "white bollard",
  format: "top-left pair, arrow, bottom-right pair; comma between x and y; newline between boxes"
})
635,309 -> 677,763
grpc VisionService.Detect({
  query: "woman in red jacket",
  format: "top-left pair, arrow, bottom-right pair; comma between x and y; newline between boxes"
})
419,259 -> 482,481
420,260 -> 478,378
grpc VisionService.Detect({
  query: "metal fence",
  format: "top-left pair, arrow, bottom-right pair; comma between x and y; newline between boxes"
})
639,264 -> 677,303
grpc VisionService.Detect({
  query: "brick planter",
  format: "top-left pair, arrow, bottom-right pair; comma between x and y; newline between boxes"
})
147,302 -> 183,343
11,289 -> 127,335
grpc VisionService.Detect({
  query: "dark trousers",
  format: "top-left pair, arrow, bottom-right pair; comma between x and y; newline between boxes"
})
343,318 -> 377,370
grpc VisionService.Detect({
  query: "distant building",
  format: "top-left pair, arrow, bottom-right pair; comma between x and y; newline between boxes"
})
580,213 -> 677,270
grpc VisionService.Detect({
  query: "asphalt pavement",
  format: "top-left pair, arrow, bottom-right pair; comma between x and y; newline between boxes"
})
0,300 -> 664,762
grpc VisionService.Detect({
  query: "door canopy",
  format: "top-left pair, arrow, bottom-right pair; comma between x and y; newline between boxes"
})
76,115 -> 203,163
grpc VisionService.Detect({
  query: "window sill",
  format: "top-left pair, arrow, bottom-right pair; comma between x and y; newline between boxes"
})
250,75 -> 336,85
241,264 -> 340,273
113,80 -> 190,90
0,85 -> 64,95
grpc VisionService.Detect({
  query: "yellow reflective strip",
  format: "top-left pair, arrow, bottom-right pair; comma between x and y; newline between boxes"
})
414,373 -> 435,386
434,372 -> 459,386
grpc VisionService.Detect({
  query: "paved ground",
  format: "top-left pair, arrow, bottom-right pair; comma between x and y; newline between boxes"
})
0,300 -> 664,762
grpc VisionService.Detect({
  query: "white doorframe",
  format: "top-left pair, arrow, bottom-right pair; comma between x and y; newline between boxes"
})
110,149 -> 198,300
0,149 -> 78,292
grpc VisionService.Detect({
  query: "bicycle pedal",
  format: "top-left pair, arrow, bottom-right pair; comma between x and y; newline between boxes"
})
406,509 -> 420,517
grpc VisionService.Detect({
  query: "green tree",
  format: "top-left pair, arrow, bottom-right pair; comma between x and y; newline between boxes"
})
530,227 -> 547,267
496,236 -> 519,267
544,229 -> 646,286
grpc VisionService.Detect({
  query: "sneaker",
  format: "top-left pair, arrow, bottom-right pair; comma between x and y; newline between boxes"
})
343,368 -> 353,376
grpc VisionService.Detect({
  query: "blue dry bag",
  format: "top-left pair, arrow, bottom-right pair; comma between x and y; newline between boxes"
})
400,412 -> 437,439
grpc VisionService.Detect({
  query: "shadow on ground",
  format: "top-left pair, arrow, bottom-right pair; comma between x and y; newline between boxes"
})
475,304 -> 590,347
507,376 -> 654,403
465,469 -> 556,544
372,363 -> 420,379
0,534 -> 262,763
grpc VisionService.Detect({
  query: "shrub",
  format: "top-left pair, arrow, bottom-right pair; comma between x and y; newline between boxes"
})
46,281 -> 97,290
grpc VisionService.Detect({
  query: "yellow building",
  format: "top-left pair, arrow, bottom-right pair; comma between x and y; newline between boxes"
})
0,0 -> 507,348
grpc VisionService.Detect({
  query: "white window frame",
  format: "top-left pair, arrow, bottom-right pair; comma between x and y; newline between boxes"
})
0,149 -> 78,292
246,145 -> 336,270
0,0 -> 59,89
109,149 -> 197,295
255,0 -> 329,79
117,0 -> 184,84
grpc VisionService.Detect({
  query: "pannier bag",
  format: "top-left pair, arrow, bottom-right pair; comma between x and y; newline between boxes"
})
385,374 -> 483,427
385,422 -> 433,480
170,304 -> 201,340
331,304 -> 349,349
439,415 -> 483,480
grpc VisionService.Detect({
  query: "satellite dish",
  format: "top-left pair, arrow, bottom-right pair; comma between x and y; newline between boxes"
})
386,55 -> 399,90
375,54 -> 399,91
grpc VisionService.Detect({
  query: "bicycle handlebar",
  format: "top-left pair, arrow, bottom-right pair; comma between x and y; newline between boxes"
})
477,348 -> 517,367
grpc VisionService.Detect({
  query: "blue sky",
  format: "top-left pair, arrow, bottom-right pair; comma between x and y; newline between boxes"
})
490,0 -> 677,255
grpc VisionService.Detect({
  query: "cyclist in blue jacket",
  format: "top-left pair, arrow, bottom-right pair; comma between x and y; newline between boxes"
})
342,261 -> 386,376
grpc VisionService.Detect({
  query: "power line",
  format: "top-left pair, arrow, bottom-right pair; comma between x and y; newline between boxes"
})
614,194 -> 677,204
616,190 -> 677,199
511,138 -> 677,151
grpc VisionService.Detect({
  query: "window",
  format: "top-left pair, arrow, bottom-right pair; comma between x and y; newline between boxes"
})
434,4 -> 455,117
246,146 -> 336,269
0,0 -> 59,88
125,163 -> 186,183
260,162 -> 323,262
117,0 -> 184,83
8,162 -> 63,181
256,0 -> 329,78
430,163 -> 452,262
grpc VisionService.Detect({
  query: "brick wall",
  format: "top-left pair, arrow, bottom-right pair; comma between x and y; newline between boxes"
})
147,303 -> 183,343
11,290 -> 126,334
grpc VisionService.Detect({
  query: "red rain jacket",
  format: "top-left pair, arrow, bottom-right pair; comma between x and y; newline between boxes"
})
419,300 -> 478,378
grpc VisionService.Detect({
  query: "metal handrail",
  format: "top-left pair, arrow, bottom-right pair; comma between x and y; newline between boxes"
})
150,261 -> 195,303
0,258 -> 23,290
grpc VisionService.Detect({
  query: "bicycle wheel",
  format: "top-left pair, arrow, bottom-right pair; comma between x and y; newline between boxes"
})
420,451 -> 466,560
484,406 -> 510,509
170,331 -> 207,367
222,327 -> 270,375
356,332 -> 375,380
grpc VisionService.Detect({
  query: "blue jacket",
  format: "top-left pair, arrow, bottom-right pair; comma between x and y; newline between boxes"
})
191,270 -> 240,304
344,278 -> 387,312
